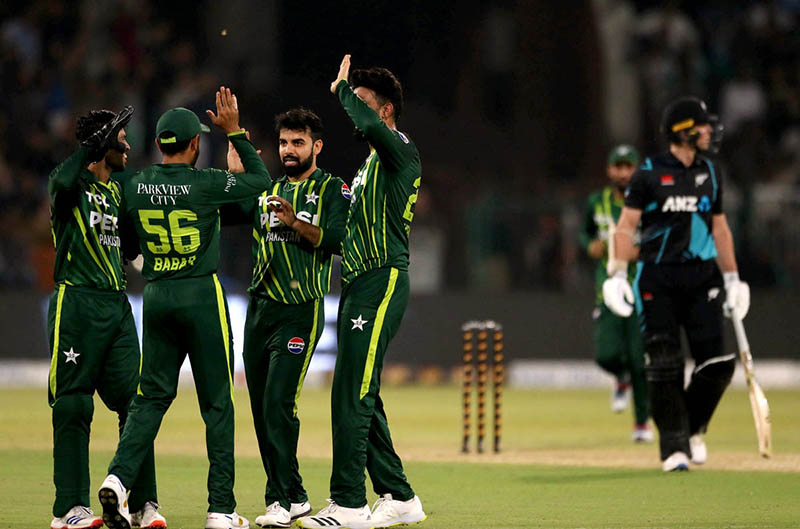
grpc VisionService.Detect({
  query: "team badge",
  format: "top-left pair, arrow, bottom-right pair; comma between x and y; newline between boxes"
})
695,173 -> 709,186
341,183 -> 352,200
660,174 -> 675,186
63,347 -> 80,364
287,337 -> 305,354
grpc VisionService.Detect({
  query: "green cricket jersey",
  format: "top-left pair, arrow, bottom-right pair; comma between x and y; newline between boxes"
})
49,147 -> 133,291
121,132 -> 270,281
335,80 -> 422,284
579,186 -> 638,304
243,168 -> 349,303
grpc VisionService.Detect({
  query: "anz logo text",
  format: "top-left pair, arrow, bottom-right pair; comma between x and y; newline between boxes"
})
662,195 -> 711,213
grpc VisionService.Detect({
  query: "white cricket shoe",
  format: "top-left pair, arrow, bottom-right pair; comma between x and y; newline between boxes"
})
370,494 -> 427,528
255,502 -> 290,528
290,502 -> 312,520
631,423 -> 654,443
131,501 -> 166,528
611,382 -> 631,413
662,451 -> 690,472
206,512 -> 249,529
98,474 -> 132,529
690,434 -> 707,465
51,505 -> 103,529
296,500 -> 372,529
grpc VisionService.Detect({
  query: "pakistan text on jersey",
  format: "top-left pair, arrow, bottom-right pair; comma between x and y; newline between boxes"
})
98,234 -> 121,247
136,183 -> 193,206
260,231 -> 302,243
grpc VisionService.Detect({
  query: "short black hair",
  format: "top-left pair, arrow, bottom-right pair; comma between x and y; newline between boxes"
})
156,132 -> 191,155
274,108 -> 324,142
75,110 -> 116,142
350,67 -> 404,120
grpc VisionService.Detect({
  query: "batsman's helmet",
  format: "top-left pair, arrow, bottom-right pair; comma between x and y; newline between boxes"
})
660,96 -> 723,153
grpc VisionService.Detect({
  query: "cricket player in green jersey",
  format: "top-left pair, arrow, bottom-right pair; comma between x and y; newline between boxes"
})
224,109 -> 349,528
98,88 -> 269,529
579,144 -> 652,442
47,107 -> 166,529
298,55 -> 425,529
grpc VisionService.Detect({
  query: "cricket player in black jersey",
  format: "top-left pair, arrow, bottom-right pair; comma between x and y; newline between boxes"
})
603,96 -> 750,471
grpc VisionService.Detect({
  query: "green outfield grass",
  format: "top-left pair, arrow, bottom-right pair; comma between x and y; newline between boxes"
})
2,385 -> 799,528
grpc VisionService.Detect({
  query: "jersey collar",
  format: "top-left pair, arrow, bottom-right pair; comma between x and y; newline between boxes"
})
277,167 -> 324,184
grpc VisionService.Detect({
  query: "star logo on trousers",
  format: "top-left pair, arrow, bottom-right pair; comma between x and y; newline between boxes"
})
63,347 -> 80,364
351,315 -> 368,331
305,192 -> 319,205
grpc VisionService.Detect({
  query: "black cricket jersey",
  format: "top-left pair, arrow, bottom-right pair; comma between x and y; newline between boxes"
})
624,151 -> 722,264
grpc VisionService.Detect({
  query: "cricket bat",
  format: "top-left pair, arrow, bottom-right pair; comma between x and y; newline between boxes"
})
732,315 -> 772,458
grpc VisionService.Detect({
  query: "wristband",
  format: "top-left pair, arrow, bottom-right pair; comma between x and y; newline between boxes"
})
606,258 -> 628,276
723,271 -> 739,285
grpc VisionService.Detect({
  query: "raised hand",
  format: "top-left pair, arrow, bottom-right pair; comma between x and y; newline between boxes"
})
227,130 -> 261,174
330,54 -> 351,94
206,86 -> 241,134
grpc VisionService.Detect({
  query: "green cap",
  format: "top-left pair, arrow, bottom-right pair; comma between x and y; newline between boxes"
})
607,144 -> 640,166
156,107 -> 211,144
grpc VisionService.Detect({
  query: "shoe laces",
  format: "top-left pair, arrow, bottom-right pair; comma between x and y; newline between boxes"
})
75,506 -> 94,517
317,499 -> 338,516
371,495 -> 399,517
266,501 -> 283,514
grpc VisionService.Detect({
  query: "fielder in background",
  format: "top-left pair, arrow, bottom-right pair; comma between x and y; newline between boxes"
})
98,88 -> 270,529
603,96 -> 750,472
46,107 -> 165,529
579,144 -> 652,443
297,55 -> 426,529
224,109 -> 349,528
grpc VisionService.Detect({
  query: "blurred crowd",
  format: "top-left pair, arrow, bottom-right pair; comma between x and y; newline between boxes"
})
2,0 -> 800,293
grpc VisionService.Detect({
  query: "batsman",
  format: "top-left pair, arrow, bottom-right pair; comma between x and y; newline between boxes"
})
298,56 -> 426,529
603,96 -> 750,471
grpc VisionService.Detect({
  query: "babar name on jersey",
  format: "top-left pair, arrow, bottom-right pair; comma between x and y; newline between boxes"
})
661,194 -> 711,213
85,191 -> 120,247
136,182 -> 192,205
153,255 -> 197,271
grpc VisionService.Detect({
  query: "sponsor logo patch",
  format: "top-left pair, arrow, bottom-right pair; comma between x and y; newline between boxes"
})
642,292 -> 654,301
660,174 -> 675,186
341,183 -> 352,200
287,337 -> 305,354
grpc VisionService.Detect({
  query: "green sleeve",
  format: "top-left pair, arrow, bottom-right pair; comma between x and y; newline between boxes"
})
315,177 -> 349,254
48,147 -> 90,209
578,195 -> 598,252
335,80 -> 414,173
200,133 -> 271,205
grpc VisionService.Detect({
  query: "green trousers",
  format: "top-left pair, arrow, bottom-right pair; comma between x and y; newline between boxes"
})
243,294 -> 323,511
330,267 -> 414,508
108,274 -> 237,513
593,304 -> 649,425
47,285 -> 157,517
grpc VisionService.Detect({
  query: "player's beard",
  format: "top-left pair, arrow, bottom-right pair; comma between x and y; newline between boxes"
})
105,150 -> 126,172
282,153 -> 313,176
353,126 -> 367,143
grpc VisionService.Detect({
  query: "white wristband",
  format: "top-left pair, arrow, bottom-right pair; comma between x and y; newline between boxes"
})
606,258 -> 628,276
723,271 -> 739,285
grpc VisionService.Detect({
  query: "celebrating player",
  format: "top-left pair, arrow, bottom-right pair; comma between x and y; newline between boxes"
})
224,108 -> 349,528
579,144 -> 652,442
603,96 -> 750,471
297,55 -> 425,529
47,107 -> 165,529
97,88 -> 270,529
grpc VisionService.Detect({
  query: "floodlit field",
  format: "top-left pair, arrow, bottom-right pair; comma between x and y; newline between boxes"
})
2,386 -> 799,528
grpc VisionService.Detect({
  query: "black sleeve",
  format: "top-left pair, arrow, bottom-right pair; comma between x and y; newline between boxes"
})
712,160 -> 723,214
624,169 -> 648,210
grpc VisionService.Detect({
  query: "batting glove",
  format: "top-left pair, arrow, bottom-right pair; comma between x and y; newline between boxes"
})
603,271 -> 634,317
723,271 -> 750,320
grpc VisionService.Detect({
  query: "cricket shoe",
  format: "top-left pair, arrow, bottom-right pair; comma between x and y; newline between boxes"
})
370,494 -> 427,528
631,423 -> 654,443
296,499 -> 372,529
611,381 -> 631,413
690,434 -> 707,465
131,502 -> 166,528
206,512 -> 249,529
98,474 -> 132,529
290,501 -> 312,519
51,505 -> 103,529
662,451 -> 690,472
255,502 -> 290,528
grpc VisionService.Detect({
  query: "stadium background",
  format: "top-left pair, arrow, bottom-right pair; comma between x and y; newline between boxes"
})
1,0 -> 799,380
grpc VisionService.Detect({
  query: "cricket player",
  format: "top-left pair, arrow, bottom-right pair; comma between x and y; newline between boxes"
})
98,88 -> 269,529
47,106 -> 165,529
223,108 -> 349,528
579,144 -> 652,442
603,96 -> 750,471
297,55 -> 426,529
